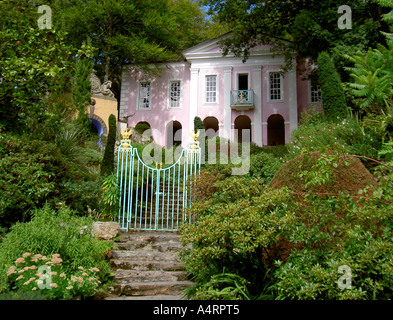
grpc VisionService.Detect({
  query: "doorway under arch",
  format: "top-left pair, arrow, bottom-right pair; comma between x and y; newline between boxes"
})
166,121 -> 182,149
234,115 -> 252,144
203,116 -> 219,139
267,114 -> 285,146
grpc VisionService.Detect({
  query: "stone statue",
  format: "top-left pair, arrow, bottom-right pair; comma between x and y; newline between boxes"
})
90,69 -> 115,98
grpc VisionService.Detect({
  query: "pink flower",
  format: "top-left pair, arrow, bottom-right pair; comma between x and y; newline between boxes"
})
89,267 -> 100,272
16,275 -> 24,281
51,254 -> 60,259
78,266 -> 84,271
50,283 -> 58,288
60,273 -> 66,278
22,252 -> 31,258
50,271 -> 57,276
15,258 -> 25,264
6,266 -> 16,276
51,258 -> 62,264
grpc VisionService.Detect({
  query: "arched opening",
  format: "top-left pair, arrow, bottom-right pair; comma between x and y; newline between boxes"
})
166,121 -> 182,149
203,116 -> 219,139
234,115 -> 251,144
90,118 -> 103,136
267,114 -> 285,146
134,121 -> 151,135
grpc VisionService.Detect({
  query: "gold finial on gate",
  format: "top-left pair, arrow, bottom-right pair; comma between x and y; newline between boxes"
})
120,127 -> 132,147
189,130 -> 200,142
121,127 -> 132,140
189,130 -> 200,150
160,163 -> 163,169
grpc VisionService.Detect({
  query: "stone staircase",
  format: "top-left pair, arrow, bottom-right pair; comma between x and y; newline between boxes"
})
106,230 -> 193,300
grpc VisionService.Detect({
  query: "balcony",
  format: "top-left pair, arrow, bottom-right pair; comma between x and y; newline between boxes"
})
230,90 -> 255,111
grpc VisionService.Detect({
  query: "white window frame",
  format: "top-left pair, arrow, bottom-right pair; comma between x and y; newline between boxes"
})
268,71 -> 284,102
167,79 -> 182,109
137,81 -> 152,110
309,80 -> 323,104
204,74 -> 219,104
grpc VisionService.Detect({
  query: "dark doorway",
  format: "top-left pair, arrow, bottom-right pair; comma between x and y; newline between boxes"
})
166,121 -> 182,149
234,115 -> 252,144
238,74 -> 248,90
267,114 -> 285,146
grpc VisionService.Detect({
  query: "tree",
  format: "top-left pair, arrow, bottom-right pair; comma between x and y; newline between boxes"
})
194,116 -> 205,132
101,114 -> 117,176
71,57 -> 94,129
54,0 -> 213,100
203,0 -> 388,69
0,1 -> 95,130
317,52 -> 348,120
345,44 -> 393,113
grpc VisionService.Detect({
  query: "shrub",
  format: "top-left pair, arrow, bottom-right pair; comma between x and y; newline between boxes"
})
317,52 -> 348,120
194,116 -> 204,132
5,252 -> 102,299
271,175 -> 393,300
181,150 -> 393,300
101,114 -> 117,176
247,152 -> 284,185
287,116 -> 382,162
134,122 -> 151,134
0,205 -> 112,296
269,151 -> 378,195
180,180 -> 293,298
0,132 -> 67,226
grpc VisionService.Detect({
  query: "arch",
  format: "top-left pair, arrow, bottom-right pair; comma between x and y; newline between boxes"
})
203,116 -> 219,139
89,114 -> 107,136
234,115 -> 251,144
267,114 -> 285,146
166,120 -> 182,149
135,121 -> 151,134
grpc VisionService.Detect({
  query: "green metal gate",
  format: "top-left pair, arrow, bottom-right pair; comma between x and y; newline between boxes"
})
116,132 -> 201,231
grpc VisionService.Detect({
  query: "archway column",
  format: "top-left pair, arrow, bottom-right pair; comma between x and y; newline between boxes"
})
252,65 -> 263,146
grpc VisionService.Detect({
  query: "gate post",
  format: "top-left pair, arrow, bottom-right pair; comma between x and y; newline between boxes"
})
117,128 -> 133,231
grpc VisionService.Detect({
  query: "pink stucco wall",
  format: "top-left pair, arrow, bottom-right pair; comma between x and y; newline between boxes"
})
120,48 -> 314,148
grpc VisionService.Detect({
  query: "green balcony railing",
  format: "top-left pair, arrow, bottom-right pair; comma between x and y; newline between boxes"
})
230,90 -> 254,106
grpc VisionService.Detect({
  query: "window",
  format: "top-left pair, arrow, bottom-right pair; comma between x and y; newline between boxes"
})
138,81 -> 151,109
269,72 -> 283,101
169,80 -> 181,108
238,74 -> 248,90
310,81 -> 322,103
205,75 -> 217,103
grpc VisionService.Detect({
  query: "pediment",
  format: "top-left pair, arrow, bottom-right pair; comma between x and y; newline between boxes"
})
181,32 -> 230,58
181,32 -> 285,60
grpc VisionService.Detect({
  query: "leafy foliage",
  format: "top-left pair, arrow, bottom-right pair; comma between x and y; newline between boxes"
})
317,52 -> 348,120
101,114 -> 117,176
0,205 -> 112,295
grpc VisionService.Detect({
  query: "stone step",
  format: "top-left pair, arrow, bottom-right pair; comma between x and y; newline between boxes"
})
111,250 -> 181,262
118,231 -> 181,242
108,281 -> 194,296
114,240 -> 183,252
107,230 -> 192,299
114,269 -> 189,283
110,259 -> 186,272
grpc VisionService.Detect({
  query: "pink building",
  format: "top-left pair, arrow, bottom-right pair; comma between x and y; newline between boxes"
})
119,33 -> 321,148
